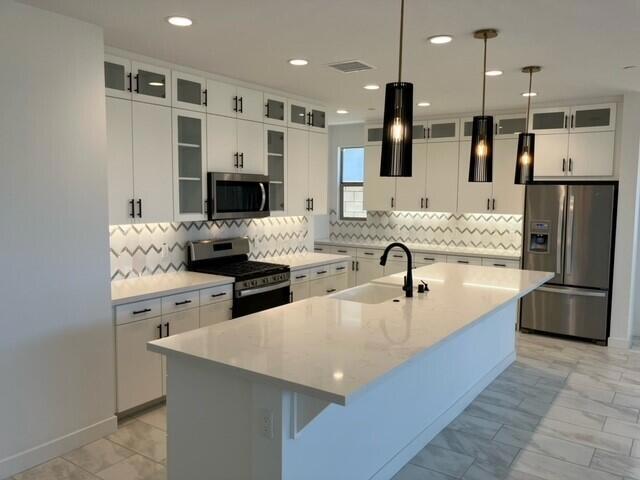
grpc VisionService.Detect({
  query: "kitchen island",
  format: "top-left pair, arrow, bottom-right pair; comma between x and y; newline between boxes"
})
148,263 -> 552,480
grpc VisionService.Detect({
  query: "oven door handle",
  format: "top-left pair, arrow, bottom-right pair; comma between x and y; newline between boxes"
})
259,183 -> 267,211
236,280 -> 290,298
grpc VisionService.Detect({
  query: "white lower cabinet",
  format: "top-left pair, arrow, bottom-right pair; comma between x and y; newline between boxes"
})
355,258 -> 384,286
116,316 -> 163,412
308,274 -> 347,296
481,258 -> 520,269
383,260 -> 408,276
199,300 -> 233,327
290,282 -> 310,302
446,255 -> 482,266
161,308 -> 199,395
413,253 -> 447,266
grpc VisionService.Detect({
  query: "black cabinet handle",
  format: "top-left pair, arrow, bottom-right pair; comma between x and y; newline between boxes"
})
174,300 -> 192,306
424,257 -> 435,261
364,252 -> 374,256
305,198 -> 310,211
356,261 -> 360,271
157,324 -> 162,338
336,266 -> 346,271
564,115 -> 568,129
421,198 -> 424,209
265,102 -> 270,118
337,249 -> 347,253
457,260 -> 469,264
562,158 -> 566,172
239,96 -> 244,113
133,308 -> 151,315
203,89 -> 208,106
392,254 -> 403,258
239,152 -> 244,168
210,292 -> 227,298
391,197 -> 395,208
136,199 -> 142,218
233,96 -> 238,112
234,152 -> 239,168
326,288 -> 337,293
164,322 -> 170,337
570,114 -> 574,129
569,158 -> 573,172
317,270 -> 327,275
134,74 -> 139,93
426,197 -> 429,209
351,261 -> 355,271
127,73 -> 132,92
307,112 -> 312,126
486,198 -> 490,210
311,198 -> 314,211
492,199 -> 496,210
295,275 -> 307,280
129,199 -> 135,218
494,263 -> 507,267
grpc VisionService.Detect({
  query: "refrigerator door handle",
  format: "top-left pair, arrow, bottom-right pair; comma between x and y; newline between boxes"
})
537,286 -> 607,298
556,190 -> 565,275
565,194 -> 575,275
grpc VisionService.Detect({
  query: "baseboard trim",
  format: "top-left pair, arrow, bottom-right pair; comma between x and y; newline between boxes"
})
0,416 -> 117,479
370,351 -> 516,480
608,336 -> 632,349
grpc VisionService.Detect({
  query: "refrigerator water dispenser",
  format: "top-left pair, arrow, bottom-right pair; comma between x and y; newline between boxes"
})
528,221 -> 550,253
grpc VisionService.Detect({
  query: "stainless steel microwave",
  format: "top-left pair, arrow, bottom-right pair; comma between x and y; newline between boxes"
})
207,172 -> 270,220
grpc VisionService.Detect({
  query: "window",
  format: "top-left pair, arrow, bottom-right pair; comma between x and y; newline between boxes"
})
340,147 -> 366,220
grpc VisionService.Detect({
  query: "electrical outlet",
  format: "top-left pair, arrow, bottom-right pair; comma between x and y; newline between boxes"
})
161,242 -> 168,258
260,409 -> 274,439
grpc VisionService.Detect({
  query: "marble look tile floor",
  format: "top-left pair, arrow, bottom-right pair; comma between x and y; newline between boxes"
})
11,334 -> 640,480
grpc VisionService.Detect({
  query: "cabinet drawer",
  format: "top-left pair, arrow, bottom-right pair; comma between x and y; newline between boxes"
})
331,246 -> 357,257
357,247 -> 383,259
161,290 -> 200,314
199,284 -> 233,306
310,265 -> 333,279
291,269 -> 311,284
415,253 -> 447,265
115,298 -> 161,326
481,258 -> 520,269
386,248 -> 408,262
313,244 -> 331,253
331,262 -> 349,275
446,255 -> 482,266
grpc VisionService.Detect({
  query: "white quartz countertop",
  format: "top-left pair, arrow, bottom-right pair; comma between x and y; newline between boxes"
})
148,264 -> 552,405
263,252 -> 351,270
112,272 -> 234,305
315,239 -> 521,260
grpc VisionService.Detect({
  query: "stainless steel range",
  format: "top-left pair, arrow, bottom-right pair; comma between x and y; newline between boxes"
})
187,237 -> 290,318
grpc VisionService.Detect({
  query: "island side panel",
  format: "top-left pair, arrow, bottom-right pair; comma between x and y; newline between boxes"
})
279,301 -> 517,480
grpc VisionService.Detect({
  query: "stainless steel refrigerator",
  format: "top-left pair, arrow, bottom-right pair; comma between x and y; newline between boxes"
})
521,183 -> 616,344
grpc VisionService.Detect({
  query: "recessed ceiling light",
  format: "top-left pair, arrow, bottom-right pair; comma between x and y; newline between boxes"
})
148,82 -> 165,87
485,70 -> 503,76
336,109 -> 349,114
428,35 -> 453,44
522,92 -> 537,97
288,59 -> 308,66
166,16 -> 193,27
363,84 -> 380,90
417,102 -> 431,107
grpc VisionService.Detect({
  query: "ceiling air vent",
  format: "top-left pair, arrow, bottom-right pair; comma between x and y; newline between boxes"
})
328,60 -> 375,74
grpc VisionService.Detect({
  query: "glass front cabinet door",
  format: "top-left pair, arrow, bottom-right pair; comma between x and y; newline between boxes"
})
309,107 -> 327,132
288,102 -> 308,129
104,54 -> 132,99
265,126 -> 286,213
173,110 -> 207,221
529,107 -> 570,134
264,94 -> 287,126
495,114 -> 527,138
570,104 -> 616,133
427,118 -> 459,142
132,61 -> 172,106
172,71 -> 206,112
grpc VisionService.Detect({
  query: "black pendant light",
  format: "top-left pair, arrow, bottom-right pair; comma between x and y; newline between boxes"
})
380,0 -> 413,177
514,66 -> 541,184
469,29 -> 498,183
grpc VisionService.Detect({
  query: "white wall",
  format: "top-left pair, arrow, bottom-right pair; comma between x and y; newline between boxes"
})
610,93 -> 640,347
0,2 -> 115,476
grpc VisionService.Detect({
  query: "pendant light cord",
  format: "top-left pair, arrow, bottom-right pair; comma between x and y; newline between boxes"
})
398,0 -> 404,82
481,35 -> 487,116
525,70 -> 533,134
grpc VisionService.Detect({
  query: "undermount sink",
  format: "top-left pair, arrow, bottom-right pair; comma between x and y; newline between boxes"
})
329,283 -> 404,304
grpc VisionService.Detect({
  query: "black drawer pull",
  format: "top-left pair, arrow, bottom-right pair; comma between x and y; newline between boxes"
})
317,270 -> 327,275
337,249 -> 348,253
364,252 -> 374,256
336,266 -> 346,271
457,260 -> 469,264
392,254 -> 403,258
326,288 -> 337,293
175,300 -> 192,306
494,263 -> 507,267
295,275 -> 307,280
132,308 -> 151,315
210,292 -> 227,298
424,257 -> 435,261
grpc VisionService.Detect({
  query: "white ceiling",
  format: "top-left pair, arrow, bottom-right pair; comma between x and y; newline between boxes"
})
21,0 -> 640,124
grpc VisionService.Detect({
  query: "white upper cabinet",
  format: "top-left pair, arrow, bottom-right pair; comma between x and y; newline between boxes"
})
131,61 -> 171,106
427,118 -> 459,142
495,114 -> 527,138
529,106 -> 571,134
569,104 -> 616,133
205,80 -> 263,122
236,119 -> 265,173
172,71 -> 206,112
308,131 -> 328,213
457,141 -> 493,214
106,97 -> 134,225
491,138 -> 524,215
425,141 -> 459,213
363,145 -> 396,211
207,114 -> 237,172
533,133 -> 569,177
264,94 -> 287,126
132,102 -> 174,222
265,126 -> 287,213
173,109 -> 207,222
395,143 -> 427,211
568,131 -> 615,176
286,127 -> 310,215
104,54 -> 132,100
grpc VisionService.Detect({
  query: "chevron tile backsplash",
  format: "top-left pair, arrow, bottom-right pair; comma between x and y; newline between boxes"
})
109,216 -> 309,280
329,210 -> 523,251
